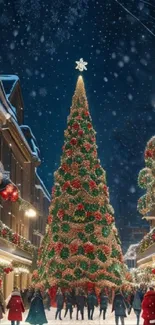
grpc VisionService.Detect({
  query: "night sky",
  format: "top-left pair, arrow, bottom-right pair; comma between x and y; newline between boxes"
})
0,0 -> 155,236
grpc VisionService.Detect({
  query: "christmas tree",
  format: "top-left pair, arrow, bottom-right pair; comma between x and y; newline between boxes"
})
138,136 -> 155,215
34,75 -> 124,289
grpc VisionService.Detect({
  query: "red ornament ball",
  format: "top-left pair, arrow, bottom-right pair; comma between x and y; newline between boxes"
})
71,179 -> 81,189
87,122 -> 92,129
78,129 -> 84,136
94,211 -> 102,221
145,149 -> 153,158
84,242 -> 94,254
152,233 -> 155,241
10,189 -> 19,202
152,269 -> 155,275
72,122 -> 80,130
63,181 -> 70,191
0,190 -> 9,200
70,138 -> 77,146
77,203 -> 84,211
48,215 -> 52,224
89,180 -> 96,190
84,111 -> 89,117
57,209 -> 64,220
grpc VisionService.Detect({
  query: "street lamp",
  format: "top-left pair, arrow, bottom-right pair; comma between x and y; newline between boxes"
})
25,208 -> 36,218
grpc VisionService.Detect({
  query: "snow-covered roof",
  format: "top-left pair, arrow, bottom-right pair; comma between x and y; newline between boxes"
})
124,243 -> 139,260
20,125 -> 41,161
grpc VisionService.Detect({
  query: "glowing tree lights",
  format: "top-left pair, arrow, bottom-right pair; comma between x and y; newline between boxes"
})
34,75 -> 124,289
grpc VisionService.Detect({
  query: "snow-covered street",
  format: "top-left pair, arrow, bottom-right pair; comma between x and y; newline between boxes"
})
1,307 -> 143,325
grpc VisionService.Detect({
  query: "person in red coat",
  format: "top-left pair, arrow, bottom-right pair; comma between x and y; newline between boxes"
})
142,287 -> 155,325
7,287 -> 25,325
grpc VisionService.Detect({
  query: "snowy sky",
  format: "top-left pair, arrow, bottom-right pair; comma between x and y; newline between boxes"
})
0,0 -> 155,238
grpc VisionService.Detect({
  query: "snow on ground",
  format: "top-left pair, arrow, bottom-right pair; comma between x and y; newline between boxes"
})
1,307 -> 143,325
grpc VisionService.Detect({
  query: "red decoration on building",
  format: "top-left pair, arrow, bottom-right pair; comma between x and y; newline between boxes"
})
70,138 -> 77,146
152,269 -> 155,274
84,111 -> 89,117
66,149 -> 73,157
12,233 -> 20,245
152,233 -> 155,241
86,211 -> 92,217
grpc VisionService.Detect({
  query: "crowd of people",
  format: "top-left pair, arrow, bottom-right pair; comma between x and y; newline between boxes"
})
0,284 -> 154,325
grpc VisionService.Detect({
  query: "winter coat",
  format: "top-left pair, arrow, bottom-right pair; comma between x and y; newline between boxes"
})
65,293 -> 73,306
100,294 -> 108,309
56,294 -> 64,309
7,292 -> 25,321
76,295 -> 86,309
43,292 -> 51,310
142,290 -> 155,323
26,293 -> 48,325
132,290 -> 142,311
112,293 -> 127,317
87,293 -> 98,308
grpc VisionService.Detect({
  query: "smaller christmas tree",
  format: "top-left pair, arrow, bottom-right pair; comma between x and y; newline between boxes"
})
138,136 -> 155,215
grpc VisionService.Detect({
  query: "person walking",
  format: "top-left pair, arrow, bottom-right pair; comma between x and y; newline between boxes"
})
76,289 -> 86,321
132,288 -> 143,325
26,289 -> 47,325
142,287 -> 155,325
43,289 -> 51,311
55,288 -> 64,320
7,287 -> 25,325
99,289 -> 108,320
64,290 -> 73,319
0,290 -> 5,320
112,289 -> 127,325
87,289 -> 98,320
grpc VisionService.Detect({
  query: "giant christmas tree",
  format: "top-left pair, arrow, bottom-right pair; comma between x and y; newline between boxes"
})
34,75 -> 124,289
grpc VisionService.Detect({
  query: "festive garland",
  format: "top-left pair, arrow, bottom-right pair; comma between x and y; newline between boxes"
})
138,136 -> 155,215
137,226 -> 155,253
0,220 -> 36,255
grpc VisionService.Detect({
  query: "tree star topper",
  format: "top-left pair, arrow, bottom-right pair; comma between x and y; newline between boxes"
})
75,58 -> 88,72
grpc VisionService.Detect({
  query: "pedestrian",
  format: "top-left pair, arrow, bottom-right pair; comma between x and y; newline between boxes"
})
0,290 -> 5,320
87,289 -> 98,320
27,286 -> 34,306
132,287 -> 143,325
7,287 -> 25,325
55,288 -> 64,320
99,288 -> 108,320
112,288 -> 127,325
142,287 -> 155,325
64,290 -> 73,319
76,288 -> 86,321
26,289 -> 47,325
43,289 -> 51,311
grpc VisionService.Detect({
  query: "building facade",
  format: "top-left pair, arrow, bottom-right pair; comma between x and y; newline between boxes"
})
0,75 -> 50,297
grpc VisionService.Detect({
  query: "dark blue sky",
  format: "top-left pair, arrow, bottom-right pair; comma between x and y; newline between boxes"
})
0,0 -> 155,234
